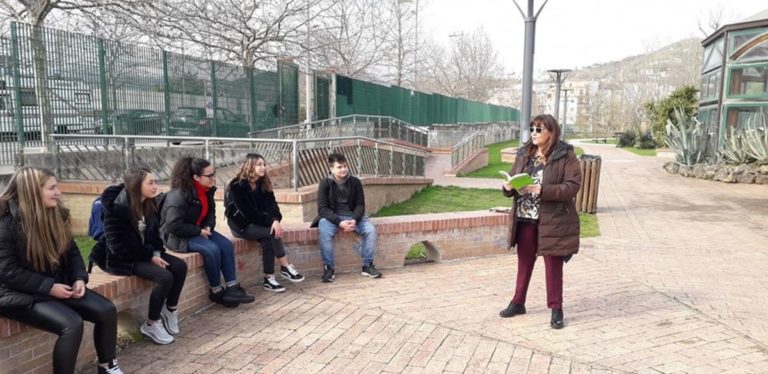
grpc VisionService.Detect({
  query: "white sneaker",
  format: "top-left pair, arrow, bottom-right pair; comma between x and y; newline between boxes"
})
160,306 -> 180,335
263,275 -> 286,293
140,320 -> 174,345
280,264 -> 305,283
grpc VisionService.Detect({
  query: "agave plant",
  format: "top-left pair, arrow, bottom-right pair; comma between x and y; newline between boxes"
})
741,113 -> 768,165
665,107 -> 711,166
718,126 -> 756,165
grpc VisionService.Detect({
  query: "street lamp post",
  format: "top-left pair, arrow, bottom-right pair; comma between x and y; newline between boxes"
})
513,0 -> 549,143
561,88 -> 571,140
547,68 -> 571,124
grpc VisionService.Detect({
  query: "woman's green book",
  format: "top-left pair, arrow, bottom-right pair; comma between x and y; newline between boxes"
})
499,171 -> 534,190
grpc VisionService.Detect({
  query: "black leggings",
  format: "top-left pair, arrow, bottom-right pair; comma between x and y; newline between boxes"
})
230,223 -> 286,274
132,253 -> 187,321
1,289 -> 117,374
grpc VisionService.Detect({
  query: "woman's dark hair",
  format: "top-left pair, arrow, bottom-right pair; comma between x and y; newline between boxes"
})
526,114 -> 562,161
123,167 -> 156,225
234,153 -> 273,192
170,157 -> 211,190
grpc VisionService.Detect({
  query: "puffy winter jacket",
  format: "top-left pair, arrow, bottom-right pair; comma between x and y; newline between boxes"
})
90,184 -> 165,275
225,178 -> 282,229
0,198 -> 87,310
159,186 -> 216,252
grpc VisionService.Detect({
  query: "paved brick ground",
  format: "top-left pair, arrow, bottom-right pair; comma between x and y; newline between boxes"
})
114,143 -> 768,373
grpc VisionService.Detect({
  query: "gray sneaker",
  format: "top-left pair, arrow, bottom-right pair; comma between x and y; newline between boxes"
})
140,320 -> 174,345
160,306 -> 179,335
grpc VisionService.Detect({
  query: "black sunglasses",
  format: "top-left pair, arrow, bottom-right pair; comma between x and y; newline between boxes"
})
200,172 -> 216,178
529,126 -> 544,134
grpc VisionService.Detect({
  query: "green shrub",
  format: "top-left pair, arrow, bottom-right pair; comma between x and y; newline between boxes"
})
645,85 -> 699,146
617,129 -> 637,148
636,131 -> 657,149
665,108 -> 711,165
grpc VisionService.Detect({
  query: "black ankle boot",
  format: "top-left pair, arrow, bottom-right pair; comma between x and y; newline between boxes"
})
550,308 -> 564,329
499,302 -> 526,318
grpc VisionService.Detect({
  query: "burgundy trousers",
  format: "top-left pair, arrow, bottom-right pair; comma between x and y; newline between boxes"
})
511,221 -> 564,309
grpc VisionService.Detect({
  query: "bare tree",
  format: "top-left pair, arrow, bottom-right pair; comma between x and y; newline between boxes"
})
697,6 -> 725,38
102,0 -> 335,68
310,0 -> 385,78
421,28 -> 505,102
0,0 -> 120,27
378,0 -> 418,87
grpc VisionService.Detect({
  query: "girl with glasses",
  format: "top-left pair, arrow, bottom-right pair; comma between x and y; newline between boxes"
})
225,153 -> 304,293
0,167 -> 122,374
161,157 -> 255,308
499,114 -> 582,329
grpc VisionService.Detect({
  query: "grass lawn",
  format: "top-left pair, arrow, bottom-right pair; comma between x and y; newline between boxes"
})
464,138 -> 584,179
621,147 -> 657,157
373,186 -> 511,216
373,186 -> 600,259
75,235 -> 96,265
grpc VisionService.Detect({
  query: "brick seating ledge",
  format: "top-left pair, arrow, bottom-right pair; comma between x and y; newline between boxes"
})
0,210 -> 511,372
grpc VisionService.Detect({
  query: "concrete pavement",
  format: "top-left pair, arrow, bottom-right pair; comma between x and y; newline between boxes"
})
113,143 -> 768,373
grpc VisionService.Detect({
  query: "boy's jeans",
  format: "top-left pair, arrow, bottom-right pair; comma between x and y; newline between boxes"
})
318,216 -> 377,267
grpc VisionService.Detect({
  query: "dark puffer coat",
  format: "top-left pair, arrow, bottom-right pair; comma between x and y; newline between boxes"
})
225,178 -> 282,229
503,140 -> 582,257
90,184 -> 165,275
159,186 -> 216,252
0,199 -> 87,310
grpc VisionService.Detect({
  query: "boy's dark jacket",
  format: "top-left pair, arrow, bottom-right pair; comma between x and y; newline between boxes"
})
311,174 -> 365,227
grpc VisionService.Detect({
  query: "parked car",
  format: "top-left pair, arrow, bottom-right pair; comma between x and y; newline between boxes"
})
100,109 -> 162,135
169,106 -> 250,138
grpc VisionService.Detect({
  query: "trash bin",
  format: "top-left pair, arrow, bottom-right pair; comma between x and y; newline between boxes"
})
576,154 -> 601,214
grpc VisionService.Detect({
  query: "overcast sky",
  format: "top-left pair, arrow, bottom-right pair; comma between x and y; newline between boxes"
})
421,0 -> 768,75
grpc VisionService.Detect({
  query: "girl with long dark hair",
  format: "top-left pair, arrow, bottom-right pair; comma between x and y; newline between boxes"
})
160,157 -> 254,307
91,167 -> 188,344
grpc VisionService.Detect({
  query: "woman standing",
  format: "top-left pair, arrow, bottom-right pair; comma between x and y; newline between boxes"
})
160,157 -> 254,308
0,167 -> 122,374
499,114 -> 581,329
225,153 -> 304,293
91,167 -> 188,345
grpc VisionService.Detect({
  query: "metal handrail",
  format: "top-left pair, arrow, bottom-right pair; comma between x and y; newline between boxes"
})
51,134 -> 428,191
450,131 -> 485,168
249,114 -> 429,136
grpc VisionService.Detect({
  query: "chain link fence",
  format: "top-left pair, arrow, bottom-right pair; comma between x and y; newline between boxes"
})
0,22 -> 298,166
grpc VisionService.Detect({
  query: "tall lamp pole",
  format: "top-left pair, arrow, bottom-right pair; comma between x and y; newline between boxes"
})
561,88 -> 571,140
547,68 -> 571,124
513,0 -> 550,143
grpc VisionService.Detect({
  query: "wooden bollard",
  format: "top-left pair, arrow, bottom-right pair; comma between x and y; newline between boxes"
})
576,155 -> 601,214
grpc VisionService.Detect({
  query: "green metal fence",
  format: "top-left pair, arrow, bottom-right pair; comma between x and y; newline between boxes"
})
334,75 -> 520,126
0,22 -> 298,166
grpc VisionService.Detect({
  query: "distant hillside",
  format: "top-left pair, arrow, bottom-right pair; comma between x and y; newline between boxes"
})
567,38 -> 702,87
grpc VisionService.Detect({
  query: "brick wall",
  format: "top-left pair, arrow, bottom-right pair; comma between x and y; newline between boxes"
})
0,210 -> 510,373
60,177 -> 432,235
